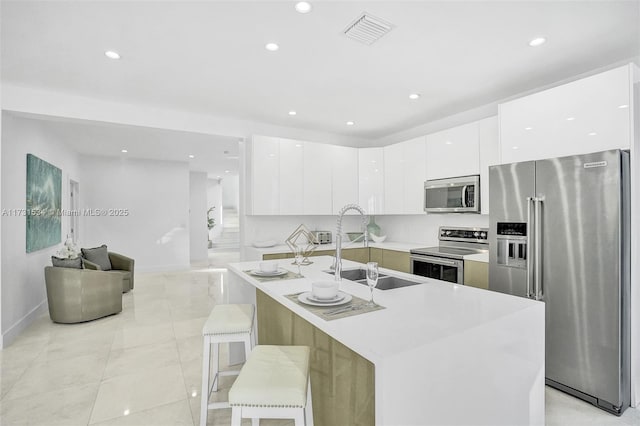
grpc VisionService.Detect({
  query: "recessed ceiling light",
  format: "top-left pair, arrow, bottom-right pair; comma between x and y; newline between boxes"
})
269,153 -> 276,157
225,170 -> 230,173
265,43 -> 279,51
295,1 -> 312,13
188,154 -> 195,159
566,117 -> 575,121
524,127 -> 533,130
121,149 -> 128,153
512,146 -> 519,150
588,132 -> 597,136
618,104 -> 629,109
445,141 -> 452,145
409,93 -> 420,100
288,110 -> 297,116
217,175 -> 221,179
105,50 -> 121,59
528,37 -> 546,47
346,121 -> 355,126
295,143 -> 302,147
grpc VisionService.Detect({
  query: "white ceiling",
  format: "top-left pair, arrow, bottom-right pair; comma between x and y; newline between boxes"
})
2,1 -> 639,143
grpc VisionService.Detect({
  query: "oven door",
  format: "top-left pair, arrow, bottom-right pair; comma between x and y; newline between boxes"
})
410,254 -> 464,284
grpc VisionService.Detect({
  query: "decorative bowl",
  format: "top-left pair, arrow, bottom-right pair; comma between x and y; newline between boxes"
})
370,234 -> 387,243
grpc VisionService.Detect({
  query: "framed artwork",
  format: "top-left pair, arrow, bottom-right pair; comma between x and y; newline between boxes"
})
26,154 -> 62,252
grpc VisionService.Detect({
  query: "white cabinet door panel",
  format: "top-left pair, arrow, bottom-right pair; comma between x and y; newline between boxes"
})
279,138 -> 304,214
383,143 -> 404,214
403,137 -> 427,214
500,65 -> 632,164
304,141 -> 333,215
358,148 -> 384,215
251,135 -> 280,215
426,122 -> 479,179
478,117 -> 500,215
331,145 -> 359,214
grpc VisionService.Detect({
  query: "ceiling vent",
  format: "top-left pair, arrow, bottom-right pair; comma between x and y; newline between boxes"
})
343,12 -> 394,45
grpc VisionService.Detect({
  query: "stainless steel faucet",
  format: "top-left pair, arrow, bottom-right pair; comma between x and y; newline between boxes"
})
334,204 -> 369,282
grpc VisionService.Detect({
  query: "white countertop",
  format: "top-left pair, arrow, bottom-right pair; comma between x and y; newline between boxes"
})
228,256 -> 544,425
229,256 -> 536,364
247,240 -> 421,255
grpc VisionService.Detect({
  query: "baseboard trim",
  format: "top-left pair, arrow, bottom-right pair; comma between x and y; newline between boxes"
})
2,299 -> 48,348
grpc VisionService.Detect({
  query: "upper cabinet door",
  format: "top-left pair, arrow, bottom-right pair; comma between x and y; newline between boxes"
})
499,65 -> 633,164
403,136 -> 427,214
383,142 -> 404,215
279,138 -> 304,214
331,145 -> 359,214
303,141 -> 333,215
426,122 -> 480,180
251,135 -> 280,215
478,117 -> 500,215
358,148 -> 384,215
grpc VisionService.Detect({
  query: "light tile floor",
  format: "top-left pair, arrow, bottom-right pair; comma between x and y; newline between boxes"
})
1,250 -> 638,426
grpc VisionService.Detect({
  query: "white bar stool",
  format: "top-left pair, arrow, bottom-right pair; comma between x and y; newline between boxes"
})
229,345 -> 313,426
200,303 -> 255,426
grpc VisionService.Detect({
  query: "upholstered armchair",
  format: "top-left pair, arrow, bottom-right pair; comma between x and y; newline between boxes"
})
83,251 -> 135,293
44,266 -> 122,324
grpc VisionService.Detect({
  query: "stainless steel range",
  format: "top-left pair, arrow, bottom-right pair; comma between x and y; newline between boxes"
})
410,226 -> 488,284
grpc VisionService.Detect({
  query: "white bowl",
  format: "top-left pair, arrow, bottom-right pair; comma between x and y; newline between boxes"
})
370,234 -> 387,243
312,280 -> 339,300
259,262 -> 278,273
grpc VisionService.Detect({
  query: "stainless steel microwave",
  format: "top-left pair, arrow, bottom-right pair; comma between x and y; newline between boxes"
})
424,175 -> 480,213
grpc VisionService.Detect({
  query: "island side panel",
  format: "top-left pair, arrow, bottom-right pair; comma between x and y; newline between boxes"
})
256,289 -> 375,426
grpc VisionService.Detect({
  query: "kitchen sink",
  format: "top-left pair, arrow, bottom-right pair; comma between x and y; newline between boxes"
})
326,268 -> 424,290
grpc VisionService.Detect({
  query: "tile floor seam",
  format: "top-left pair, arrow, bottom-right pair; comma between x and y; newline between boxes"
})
87,315 -> 119,426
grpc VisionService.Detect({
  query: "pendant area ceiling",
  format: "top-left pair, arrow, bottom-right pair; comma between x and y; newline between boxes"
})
2,1 -> 639,140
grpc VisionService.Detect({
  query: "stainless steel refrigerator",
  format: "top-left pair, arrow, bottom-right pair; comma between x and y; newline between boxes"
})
488,149 -> 630,415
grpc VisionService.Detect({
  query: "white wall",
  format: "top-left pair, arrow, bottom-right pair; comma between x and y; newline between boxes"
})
79,156 -> 190,272
222,174 -> 239,211
189,172 -> 208,263
1,113 -> 80,345
207,178 -> 223,239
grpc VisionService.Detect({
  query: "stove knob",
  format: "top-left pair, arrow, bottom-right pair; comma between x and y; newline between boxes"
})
445,231 -> 451,236
480,232 -> 487,239
473,231 -> 479,237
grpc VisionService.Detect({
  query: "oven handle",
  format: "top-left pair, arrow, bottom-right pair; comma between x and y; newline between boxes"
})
410,254 -> 461,267
461,185 -> 468,208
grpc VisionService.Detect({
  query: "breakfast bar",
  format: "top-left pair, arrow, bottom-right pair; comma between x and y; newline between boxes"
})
228,256 -> 545,425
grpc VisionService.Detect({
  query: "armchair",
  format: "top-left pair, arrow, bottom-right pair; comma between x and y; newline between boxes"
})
83,251 -> 135,293
44,266 -> 122,323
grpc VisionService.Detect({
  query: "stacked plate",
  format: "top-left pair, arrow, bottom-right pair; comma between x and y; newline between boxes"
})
250,268 -> 288,277
298,291 -> 352,307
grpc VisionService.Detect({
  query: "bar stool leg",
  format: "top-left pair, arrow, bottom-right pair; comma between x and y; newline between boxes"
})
244,335 -> 253,361
305,378 -> 314,426
200,336 -> 211,426
231,407 -> 242,426
211,340 -> 219,392
251,418 -> 259,426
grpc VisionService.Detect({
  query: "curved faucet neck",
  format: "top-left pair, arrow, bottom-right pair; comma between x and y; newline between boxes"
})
335,204 -> 369,282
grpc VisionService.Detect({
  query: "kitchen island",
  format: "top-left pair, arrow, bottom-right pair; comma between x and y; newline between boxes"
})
228,256 -> 544,425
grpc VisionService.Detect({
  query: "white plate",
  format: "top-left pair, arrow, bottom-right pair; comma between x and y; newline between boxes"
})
250,268 -> 288,277
253,240 -> 277,248
298,291 -> 352,307
306,293 -> 346,304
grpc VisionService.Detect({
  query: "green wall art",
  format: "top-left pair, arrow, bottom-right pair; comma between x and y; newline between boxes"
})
26,154 -> 62,253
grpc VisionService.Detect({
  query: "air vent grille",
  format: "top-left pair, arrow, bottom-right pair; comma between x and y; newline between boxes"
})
343,12 -> 394,45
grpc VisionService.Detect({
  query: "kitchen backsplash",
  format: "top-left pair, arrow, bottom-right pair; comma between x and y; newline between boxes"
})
243,214 -> 489,248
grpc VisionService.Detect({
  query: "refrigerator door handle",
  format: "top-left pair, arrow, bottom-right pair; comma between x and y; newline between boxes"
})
461,185 -> 468,208
526,197 -> 534,299
534,197 -> 543,300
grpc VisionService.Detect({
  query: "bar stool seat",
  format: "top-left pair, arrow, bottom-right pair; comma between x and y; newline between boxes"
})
200,304 -> 255,426
229,345 -> 313,426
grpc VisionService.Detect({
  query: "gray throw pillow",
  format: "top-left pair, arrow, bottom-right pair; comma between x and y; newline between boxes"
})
51,256 -> 82,269
81,244 -> 112,271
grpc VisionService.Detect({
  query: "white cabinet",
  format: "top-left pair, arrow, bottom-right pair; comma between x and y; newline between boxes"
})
358,148 -> 384,215
426,122 -> 480,179
279,138 -> 304,214
384,137 -> 426,214
500,64 -> 634,164
478,117 -> 500,215
251,135 -> 280,215
331,145 -> 359,214
303,141 -> 332,215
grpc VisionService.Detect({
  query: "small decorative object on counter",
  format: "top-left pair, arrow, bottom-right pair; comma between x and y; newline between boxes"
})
285,224 -> 319,265
366,216 -> 382,239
